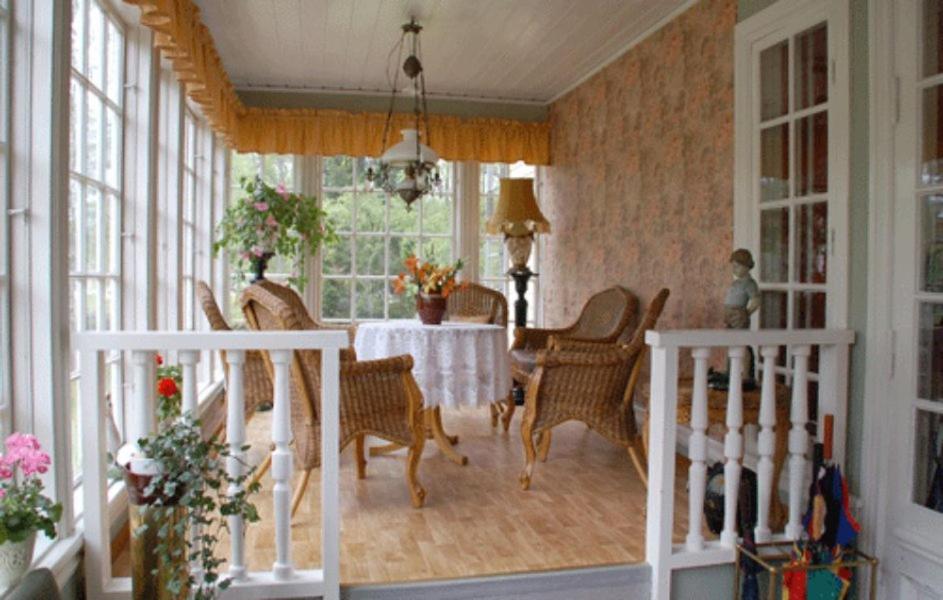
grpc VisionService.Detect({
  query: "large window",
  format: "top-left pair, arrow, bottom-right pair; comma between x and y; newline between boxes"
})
479,162 -> 539,326
0,0 -> 10,435
319,156 -> 455,321
69,0 -> 125,478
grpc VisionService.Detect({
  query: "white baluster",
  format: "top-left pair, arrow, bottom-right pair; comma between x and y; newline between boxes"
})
755,345 -> 779,542
785,345 -> 811,540
686,347 -> 710,552
130,350 -> 156,447
720,347 -> 745,548
270,350 -> 294,580
179,350 -> 199,416
225,350 -> 247,580
321,348 -> 341,600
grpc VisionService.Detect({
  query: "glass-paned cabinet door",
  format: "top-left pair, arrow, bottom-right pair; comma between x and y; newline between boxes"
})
910,0 -> 943,516
755,20 -> 835,334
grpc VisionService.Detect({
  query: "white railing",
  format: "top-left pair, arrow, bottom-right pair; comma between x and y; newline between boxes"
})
644,328 -> 854,600
74,330 -> 349,600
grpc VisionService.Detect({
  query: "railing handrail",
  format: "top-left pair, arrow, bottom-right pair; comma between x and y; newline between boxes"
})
73,330 -> 350,351
646,328 -> 854,348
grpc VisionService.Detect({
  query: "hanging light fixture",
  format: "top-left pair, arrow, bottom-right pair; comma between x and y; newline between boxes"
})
366,18 -> 441,210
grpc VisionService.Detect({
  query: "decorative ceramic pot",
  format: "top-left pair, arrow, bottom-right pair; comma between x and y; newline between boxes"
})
417,293 -> 447,325
250,251 -> 275,283
0,532 -> 36,590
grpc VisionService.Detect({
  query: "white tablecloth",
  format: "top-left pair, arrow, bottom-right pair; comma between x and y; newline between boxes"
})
354,320 -> 511,409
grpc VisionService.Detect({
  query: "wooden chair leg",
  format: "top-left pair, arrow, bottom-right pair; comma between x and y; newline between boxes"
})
490,402 -> 500,428
290,469 -> 312,518
628,437 -> 648,488
519,416 -> 537,490
537,430 -> 552,462
250,452 -> 272,488
406,434 -> 426,508
355,434 -> 367,480
501,390 -> 516,432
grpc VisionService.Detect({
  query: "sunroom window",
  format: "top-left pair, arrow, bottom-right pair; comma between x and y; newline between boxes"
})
68,0 -> 125,481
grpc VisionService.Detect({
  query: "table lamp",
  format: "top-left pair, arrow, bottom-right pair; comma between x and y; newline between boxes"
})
486,178 -> 550,329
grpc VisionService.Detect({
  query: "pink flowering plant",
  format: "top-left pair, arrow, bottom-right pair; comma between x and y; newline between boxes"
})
213,176 -> 336,291
0,434 -> 62,544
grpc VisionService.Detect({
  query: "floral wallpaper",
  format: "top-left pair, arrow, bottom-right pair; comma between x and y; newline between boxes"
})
540,0 -> 736,335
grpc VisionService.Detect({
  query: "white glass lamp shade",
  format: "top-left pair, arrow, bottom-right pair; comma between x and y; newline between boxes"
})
380,129 -> 439,165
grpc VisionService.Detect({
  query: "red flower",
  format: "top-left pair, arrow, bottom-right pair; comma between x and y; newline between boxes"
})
155,354 -> 164,366
157,377 -> 178,398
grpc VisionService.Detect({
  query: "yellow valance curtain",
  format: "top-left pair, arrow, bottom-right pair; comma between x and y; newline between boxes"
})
124,0 -> 551,165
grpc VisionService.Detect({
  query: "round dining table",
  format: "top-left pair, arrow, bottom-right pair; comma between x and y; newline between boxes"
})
354,319 -> 511,465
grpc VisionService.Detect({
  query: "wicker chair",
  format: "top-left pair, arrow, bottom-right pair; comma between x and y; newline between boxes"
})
240,281 -> 426,514
503,286 -> 639,431
518,288 -> 670,491
445,282 -> 509,427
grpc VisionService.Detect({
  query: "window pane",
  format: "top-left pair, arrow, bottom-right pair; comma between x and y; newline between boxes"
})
323,191 -> 353,232
230,152 -> 260,185
354,236 -> 384,276
389,196 -> 419,233
322,235 -> 351,275
794,290 -> 825,329
388,237 -> 418,273
262,155 -> 293,187
924,0 -> 943,77
794,23 -> 828,111
70,80 -> 82,172
321,279 -> 351,319
922,85 -> 943,186
388,281 -> 415,319
760,207 -> 789,282
355,280 -> 385,320
103,192 -> 117,273
84,186 -> 100,272
760,40 -> 789,121
105,19 -> 122,104
795,111 -> 828,196
918,302 -> 943,401
760,290 -> 788,328
87,1 -> 104,89
422,194 -> 451,235
480,238 -> 505,279
760,124 -> 789,201
913,409 -> 943,512
104,107 -> 120,189
356,193 -> 385,233
85,93 -> 102,179
922,194 -> 943,292
422,237 -> 452,264
322,156 -> 353,188
795,201 -> 828,284
71,0 -> 85,73
69,180 -> 80,272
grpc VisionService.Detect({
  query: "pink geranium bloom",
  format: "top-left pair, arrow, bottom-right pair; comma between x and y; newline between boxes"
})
253,202 -> 269,212
0,460 -> 12,480
276,183 -> 289,199
265,215 -> 278,227
251,246 -> 265,257
3,433 -> 51,477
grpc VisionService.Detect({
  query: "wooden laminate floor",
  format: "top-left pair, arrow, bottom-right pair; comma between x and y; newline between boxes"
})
115,407 -> 696,585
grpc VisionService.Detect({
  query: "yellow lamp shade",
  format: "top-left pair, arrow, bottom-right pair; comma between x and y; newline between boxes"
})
485,178 -> 551,237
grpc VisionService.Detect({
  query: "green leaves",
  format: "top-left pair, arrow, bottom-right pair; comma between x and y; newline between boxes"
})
0,475 -> 63,545
214,175 -> 337,292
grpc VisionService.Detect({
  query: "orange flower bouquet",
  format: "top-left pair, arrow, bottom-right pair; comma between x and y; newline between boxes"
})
393,255 -> 464,324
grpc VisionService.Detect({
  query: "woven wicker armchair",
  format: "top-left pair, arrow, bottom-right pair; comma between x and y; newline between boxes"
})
518,288 -> 669,490
241,282 -> 426,514
445,283 -> 509,427
503,286 -> 639,431
195,280 -> 273,425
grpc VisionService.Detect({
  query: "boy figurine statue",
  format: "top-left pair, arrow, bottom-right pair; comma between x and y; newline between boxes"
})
709,249 -> 760,390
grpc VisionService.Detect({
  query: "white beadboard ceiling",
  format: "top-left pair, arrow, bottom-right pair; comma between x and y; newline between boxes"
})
193,0 -> 692,105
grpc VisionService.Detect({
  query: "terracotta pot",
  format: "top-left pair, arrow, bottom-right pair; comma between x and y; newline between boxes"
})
416,293 -> 447,325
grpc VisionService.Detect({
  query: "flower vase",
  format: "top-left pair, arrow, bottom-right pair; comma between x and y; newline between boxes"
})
416,293 -> 447,325
0,532 -> 36,590
250,252 -> 275,283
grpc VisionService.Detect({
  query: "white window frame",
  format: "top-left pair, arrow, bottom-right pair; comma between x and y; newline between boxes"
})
317,157 -> 457,323
734,0 -> 850,333
0,0 -> 12,438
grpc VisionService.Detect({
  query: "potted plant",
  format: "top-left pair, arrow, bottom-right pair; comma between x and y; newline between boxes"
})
116,355 -> 260,600
392,254 -> 464,325
213,176 -> 336,290
0,434 -> 61,589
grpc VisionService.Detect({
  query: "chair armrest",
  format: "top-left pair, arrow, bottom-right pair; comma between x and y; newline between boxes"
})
548,337 -> 623,353
341,354 -> 414,377
512,326 -> 573,350
535,348 -> 633,369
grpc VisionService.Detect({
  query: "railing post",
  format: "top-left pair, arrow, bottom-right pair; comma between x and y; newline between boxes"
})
818,342 -> 849,467
686,347 -> 711,552
321,348 -> 341,600
786,345 -> 811,540
179,350 -> 199,415
129,350 -> 156,447
80,349 -> 108,600
721,347 -> 745,548
269,349 -> 294,580
755,345 -> 779,542
645,341 -> 678,600
225,350 -> 247,580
